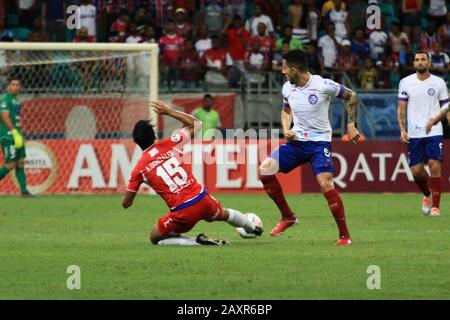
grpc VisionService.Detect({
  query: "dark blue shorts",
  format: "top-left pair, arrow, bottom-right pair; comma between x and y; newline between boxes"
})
270,140 -> 334,175
408,136 -> 444,167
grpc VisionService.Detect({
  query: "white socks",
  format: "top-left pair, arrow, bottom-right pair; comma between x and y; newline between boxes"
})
226,208 -> 255,232
157,236 -> 199,246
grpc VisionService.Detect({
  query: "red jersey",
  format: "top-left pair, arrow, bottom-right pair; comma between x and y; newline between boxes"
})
226,28 -> 250,61
127,129 -> 204,211
159,34 -> 185,65
250,35 -> 275,55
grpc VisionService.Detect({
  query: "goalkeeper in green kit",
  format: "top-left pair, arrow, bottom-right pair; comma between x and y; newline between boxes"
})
0,78 -> 32,196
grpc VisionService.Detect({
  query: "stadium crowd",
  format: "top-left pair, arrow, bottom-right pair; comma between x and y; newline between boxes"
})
0,0 -> 449,91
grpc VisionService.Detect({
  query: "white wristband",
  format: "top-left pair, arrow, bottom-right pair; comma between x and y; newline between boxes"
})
441,104 -> 449,114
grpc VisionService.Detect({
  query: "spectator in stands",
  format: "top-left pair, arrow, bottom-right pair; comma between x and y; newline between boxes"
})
333,39 -> 359,84
42,0 -> 65,42
27,17 -> 49,42
125,21 -> 142,43
399,43 -> 416,77
306,0 -> 321,43
325,0 -> 349,42
73,26 -> 95,42
245,4 -> 274,37
358,57 -> 378,89
109,11 -> 129,42
376,40 -> 400,88
418,21 -> 441,52
429,42 -> 450,77
244,40 -> 269,81
200,36 -> 233,87
348,0 -> 368,35
254,0 -> 284,35
272,39 -> 290,73
175,7 -> 194,38
17,0 -> 39,29
159,20 -> 185,89
438,12 -> 450,54
275,24 -> 303,50
427,0 -> 447,28
142,24 -> 158,43
191,94 -> 221,141
321,0 -> 346,17
149,0 -> 174,30
224,0 -> 246,23
203,0 -> 224,38
175,38 -> 200,89
305,42 -> 322,74
79,0 -> 98,40
318,23 -> 341,73
133,6 -> 148,30
0,17 -> 13,41
195,24 -> 212,58
351,28 -> 371,62
222,14 -> 250,88
251,22 -> 275,56
288,0 -> 309,45
401,0 -> 422,44
389,22 -> 410,54
369,19 -> 388,59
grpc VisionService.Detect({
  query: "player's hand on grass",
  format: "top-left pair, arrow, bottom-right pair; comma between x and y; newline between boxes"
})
400,130 -> 409,144
10,129 -> 24,149
150,100 -> 172,115
284,130 -> 296,141
346,123 -> 360,144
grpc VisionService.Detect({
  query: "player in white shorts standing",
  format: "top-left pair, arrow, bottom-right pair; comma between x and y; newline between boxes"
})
397,50 -> 449,217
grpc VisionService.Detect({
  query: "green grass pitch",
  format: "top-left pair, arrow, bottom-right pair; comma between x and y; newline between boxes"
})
0,193 -> 449,299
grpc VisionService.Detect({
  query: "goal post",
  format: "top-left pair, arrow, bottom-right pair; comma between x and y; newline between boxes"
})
0,42 -> 159,194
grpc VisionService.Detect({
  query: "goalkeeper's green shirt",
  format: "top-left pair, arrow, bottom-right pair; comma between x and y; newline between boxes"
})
191,108 -> 221,140
0,92 -> 22,138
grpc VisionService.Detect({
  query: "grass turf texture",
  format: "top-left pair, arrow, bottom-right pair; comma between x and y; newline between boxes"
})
0,194 -> 449,300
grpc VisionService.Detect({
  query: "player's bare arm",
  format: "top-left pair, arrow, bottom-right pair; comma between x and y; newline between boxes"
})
122,190 -> 137,209
1,111 -> 14,131
426,103 -> 449,134
397,100 -> 409,143
281,107 -> 295,140
341,87 -> 361,144
150,100 -> 202,137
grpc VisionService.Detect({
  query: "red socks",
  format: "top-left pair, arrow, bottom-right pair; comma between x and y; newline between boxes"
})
260,175 -> 295,220
413,175 -> 431,197
429,177 -> 441,209
323,189 -> 350,239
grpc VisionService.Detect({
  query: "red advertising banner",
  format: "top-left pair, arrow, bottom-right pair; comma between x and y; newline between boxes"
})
1,140 -> 448,195
300,141 -> 450,192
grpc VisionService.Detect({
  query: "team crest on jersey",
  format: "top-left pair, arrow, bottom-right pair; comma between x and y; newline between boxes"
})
428,88 -> 436,96
308,94 -> 318,105
324,148 -> 331,157
171,134 -> 181,142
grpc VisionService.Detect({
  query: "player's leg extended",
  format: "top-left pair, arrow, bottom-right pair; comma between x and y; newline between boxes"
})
0,161 -> 16,180
259,157 -> 298,236
428,159 -> 442,216
222,208 -> 262,236
316,173 -> 352,245
150,219 -> 200,246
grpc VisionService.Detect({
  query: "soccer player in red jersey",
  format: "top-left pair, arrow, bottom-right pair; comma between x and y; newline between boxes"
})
122,101 -> 262,246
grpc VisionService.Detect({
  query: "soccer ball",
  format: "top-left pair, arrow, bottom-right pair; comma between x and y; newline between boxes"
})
236,213 -> 263,239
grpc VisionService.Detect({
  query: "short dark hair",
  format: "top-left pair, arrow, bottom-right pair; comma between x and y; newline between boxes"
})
414,50 -> 430,60
8,76 -> 20,83
204,94 -> 213,99
282,50 -> 309,71
133,120 -> 156,150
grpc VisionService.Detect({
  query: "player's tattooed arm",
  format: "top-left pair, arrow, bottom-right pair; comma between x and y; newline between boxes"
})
281,107 -> 295,140
150,100 -> 201,137
397,101 -> 409,143
342,87 -> 361,144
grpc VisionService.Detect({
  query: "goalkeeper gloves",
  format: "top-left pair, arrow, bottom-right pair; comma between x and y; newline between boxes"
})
10,129 -> 24,149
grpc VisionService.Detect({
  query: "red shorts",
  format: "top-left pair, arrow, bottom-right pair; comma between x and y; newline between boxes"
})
157,194 -> 226,236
